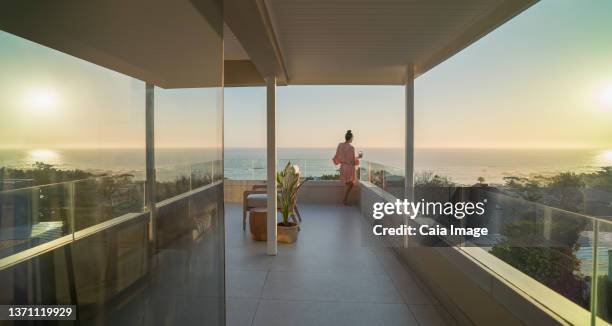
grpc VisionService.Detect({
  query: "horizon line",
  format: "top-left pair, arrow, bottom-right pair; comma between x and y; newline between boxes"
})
0,145 -> 610,150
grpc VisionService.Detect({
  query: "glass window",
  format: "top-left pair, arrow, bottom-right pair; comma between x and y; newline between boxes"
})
154,87 -> 223,202
0,30 -> 146,256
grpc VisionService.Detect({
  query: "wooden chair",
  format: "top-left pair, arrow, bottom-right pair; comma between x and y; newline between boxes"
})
242,183 -> 302,230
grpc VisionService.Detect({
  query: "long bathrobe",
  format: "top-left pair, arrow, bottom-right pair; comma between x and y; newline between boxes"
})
332,142 -> 360,185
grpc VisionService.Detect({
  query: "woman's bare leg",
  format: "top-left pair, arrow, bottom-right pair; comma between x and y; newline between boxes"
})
343,182 -> 354,205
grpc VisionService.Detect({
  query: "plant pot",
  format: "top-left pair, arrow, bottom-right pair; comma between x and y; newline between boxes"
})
277,222 -> 299,243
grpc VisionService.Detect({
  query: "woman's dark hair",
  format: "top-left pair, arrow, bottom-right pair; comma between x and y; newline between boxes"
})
345,130 -> 353,141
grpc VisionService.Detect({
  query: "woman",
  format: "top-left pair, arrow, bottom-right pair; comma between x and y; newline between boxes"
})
333,130 -> 362,205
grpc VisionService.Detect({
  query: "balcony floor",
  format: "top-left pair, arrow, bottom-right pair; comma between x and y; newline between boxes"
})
225,203 -> 455,326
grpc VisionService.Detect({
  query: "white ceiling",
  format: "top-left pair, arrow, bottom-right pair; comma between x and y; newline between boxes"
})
225,0 -> 536,85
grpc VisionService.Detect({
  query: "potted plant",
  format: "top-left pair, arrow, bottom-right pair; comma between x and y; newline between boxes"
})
276,162 -> 307,243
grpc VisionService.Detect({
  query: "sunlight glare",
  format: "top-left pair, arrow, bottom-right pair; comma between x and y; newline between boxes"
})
28,149 -> 59,163
598,84 -> 612,110
24,88 -> 58,112
598,150 -> 612,166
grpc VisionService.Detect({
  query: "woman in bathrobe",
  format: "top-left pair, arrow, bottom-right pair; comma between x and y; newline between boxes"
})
332,130 -> 362,205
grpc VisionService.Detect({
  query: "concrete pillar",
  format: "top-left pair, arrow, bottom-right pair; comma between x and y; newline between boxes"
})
405,64 -> 415,201
266,77 -> 278,256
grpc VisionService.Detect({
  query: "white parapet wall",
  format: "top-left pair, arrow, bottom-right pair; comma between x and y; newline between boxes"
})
224,179 -> 360,205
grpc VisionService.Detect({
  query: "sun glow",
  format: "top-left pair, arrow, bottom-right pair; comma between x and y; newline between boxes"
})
599,150 -> 612,166
28,149 -> 59,163
598,84 -> 612,110
23,87 -> 59,112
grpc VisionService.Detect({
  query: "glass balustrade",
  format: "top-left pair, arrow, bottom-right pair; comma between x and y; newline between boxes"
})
224,158 -> 340,180
359,159 -> 612,324
0,160 -> 221,260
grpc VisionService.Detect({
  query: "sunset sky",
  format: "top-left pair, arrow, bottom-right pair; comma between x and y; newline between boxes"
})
0,0 -> 611,150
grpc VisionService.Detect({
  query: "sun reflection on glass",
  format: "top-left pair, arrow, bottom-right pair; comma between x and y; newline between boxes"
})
597,150 -> 612,166
28,149 -> 59,163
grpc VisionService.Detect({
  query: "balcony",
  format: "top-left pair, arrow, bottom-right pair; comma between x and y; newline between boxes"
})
224,158 -> 612,325
3,0 -> 611,325
225,202 -> 452,326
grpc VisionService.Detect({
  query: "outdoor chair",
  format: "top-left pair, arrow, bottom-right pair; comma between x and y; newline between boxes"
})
242,183 -> 302,230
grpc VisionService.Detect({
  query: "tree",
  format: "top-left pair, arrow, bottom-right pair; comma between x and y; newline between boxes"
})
415,171 -> 455,187
492,171 -> 588,307
545,172 -> 584,213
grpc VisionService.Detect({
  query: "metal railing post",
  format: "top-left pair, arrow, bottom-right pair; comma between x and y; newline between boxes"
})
211,160 -> 215,183
591,220 -> 599,326
543,206 -> 552,241
382,168 -> 386,191
189,164 -> 193,191
68,181 -> 76,237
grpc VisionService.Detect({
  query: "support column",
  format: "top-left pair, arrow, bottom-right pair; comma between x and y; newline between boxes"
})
145,83 -> 157,246
405,65 -> 415,201
266,77 -> 278,256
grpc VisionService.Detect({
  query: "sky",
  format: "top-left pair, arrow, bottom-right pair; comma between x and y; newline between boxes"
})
0,33 -> 221,149
225,0 -> 612,149
1,0 -> 611,150
0,33 -> 145,149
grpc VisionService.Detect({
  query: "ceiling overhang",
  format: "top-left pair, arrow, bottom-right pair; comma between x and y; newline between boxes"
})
0,0 -> 538,87
224,0 -> 288,86
0,0 -> 223,88
224,60 -> 265,86
224,0 -> 538,85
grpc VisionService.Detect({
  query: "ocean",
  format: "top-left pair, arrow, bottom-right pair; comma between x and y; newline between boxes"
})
1,147 -> 611,185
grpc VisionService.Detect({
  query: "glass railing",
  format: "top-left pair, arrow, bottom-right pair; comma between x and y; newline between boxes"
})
224,158 -> 339,180
359,160 -> 405,198
0,177 -> 145,259
359,159 -> 612,324
0,160 -> 222,260
156,160 -> 222,202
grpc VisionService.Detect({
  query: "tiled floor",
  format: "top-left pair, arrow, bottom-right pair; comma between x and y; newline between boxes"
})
225,203 -> 456,326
